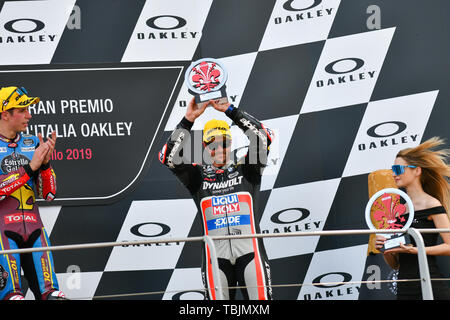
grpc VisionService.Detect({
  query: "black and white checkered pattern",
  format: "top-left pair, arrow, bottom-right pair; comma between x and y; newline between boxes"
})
0,0 -> 448,300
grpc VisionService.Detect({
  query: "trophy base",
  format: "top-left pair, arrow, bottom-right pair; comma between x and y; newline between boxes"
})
190,86 -> 228,107
380,233 -> 411,252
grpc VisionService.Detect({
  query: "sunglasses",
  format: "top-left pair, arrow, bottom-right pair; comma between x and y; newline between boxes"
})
2,87 -> 28,111
205,139 -> 232,150
391,164 -> 417,176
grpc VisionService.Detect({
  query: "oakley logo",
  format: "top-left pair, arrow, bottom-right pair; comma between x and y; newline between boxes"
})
171,290 -> 205,300
325,58 -> 365,75
275,0 -> 334,25
283,0 -> 323,11
312,272 -> 353,288
1,18 -> 57,44
358,120 -> 418,151
317,57 -> 376,88
130,222 -> 171,238
146,15 -> 187,30
302,271 -> 360,300
4,18 -> 45,33
366,121 -> 407,138
271,208 -> 310,224
263,208 -> 321,234
138,15 -> 198,40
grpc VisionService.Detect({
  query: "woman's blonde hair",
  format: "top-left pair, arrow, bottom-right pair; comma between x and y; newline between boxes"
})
396,137 -> 450,216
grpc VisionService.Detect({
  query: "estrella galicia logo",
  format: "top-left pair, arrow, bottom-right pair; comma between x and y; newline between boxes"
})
358,121 -> 419,151
136,15 -> 199,40
274,0 -> 335,25
1,18 -> 57,44
316,57 -> 376,88
262,208 -> 322,233
1,153 -> 30,173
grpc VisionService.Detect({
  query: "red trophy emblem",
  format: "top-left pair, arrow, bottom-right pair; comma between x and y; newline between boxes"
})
185,58 -> 228,106
365,188 -> 415,251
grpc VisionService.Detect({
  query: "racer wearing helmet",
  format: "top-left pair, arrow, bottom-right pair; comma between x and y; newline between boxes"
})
0,86 -> 65,300
159,98 -> 274,300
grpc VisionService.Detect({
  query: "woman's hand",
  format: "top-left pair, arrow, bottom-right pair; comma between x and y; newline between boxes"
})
385,243 -> 418,254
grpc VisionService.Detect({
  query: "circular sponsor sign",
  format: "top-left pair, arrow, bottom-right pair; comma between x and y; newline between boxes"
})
365,188 -> 414,231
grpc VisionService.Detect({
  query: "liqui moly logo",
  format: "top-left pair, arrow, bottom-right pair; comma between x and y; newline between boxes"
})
212,194 -> 240,215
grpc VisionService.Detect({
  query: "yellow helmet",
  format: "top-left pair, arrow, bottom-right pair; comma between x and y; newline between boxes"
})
0,86 -> 40,112
203,119 -> 232,144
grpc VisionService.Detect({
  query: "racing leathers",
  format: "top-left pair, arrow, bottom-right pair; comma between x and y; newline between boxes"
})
159,105 -> 274,300
0,133 -> 60,300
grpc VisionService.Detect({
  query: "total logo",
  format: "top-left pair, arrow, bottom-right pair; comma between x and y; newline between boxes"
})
211,194 -> 241,215
4,213 -> 37,224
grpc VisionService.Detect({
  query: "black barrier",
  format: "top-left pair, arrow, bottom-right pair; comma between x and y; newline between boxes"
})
0,64 -> 184,205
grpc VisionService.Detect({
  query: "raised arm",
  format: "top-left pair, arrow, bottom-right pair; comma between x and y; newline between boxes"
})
158,98 -> 208,193
209,100 -> 274,169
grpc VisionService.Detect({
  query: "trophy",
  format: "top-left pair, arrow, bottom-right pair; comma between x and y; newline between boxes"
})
365,188 -> 415,252
184,58 -> 228,106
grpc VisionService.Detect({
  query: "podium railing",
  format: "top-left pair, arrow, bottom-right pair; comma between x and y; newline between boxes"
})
1,228 -> 449,300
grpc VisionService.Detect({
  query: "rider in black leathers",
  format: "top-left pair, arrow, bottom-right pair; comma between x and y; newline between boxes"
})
159,98 -> 274,300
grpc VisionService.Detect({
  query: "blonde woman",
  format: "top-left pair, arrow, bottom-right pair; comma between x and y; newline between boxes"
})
375,137 -> 450,300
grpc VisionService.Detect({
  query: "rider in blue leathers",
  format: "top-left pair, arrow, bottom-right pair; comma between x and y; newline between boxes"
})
0,86 -> 65,300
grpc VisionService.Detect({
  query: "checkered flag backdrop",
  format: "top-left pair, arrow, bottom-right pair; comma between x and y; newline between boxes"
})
0,0 -> 448,300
